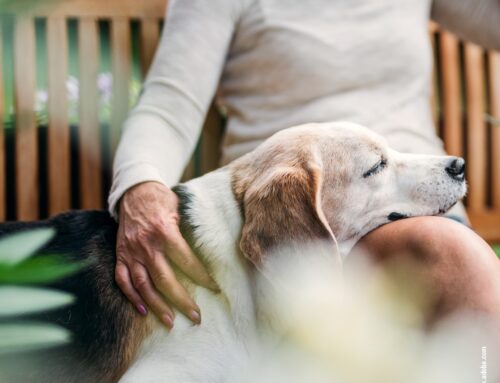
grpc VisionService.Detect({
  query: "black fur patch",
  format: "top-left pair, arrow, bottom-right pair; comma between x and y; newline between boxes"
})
0,211 -> 138,383
172,185 -> 200,252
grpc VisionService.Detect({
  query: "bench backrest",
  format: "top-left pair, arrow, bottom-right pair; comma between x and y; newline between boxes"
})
0,1 -> 499,241
429,23 -> 500,240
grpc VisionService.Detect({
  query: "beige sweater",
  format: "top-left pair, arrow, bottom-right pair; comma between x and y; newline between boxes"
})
109,0 -> 500,217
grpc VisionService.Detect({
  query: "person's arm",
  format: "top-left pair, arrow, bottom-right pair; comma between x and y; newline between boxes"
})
109,0 -> 243,213
431,0 -> 500,50
109,0 -> 246,327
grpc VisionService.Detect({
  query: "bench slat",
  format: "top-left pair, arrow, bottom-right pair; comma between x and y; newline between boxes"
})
464,43 -> 487,211
0,22 -> 5,221
429,27 -> 439,127
201,105 -> 223,175
78,18 -> 102,209
14,16 -> 38,220
139,20 -> 160,79
440,31 -> 463,158
47,17 -> 70,215
490,52 -> 500,209
110,18 -> 131,156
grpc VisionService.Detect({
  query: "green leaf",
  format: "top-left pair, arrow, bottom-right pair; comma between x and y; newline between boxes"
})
0,255 -> 87,285
0,228 -> 55,266
0,321 -> 71,355
0,286 -> 74,317
494,245 -> 500,258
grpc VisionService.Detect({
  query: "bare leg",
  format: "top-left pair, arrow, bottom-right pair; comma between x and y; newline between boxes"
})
352,216 -> 500,321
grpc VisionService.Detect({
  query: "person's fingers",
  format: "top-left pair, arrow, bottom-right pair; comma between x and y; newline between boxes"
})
130,263 -> 175,329
115,260 -> 148,316
146,253 -> 202,324
165,232 -> 219,292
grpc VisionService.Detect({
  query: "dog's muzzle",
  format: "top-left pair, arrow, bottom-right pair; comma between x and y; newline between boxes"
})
446,157 -> 465,182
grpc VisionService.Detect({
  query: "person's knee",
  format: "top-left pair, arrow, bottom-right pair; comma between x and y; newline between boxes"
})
409,217 -> 472,256
355,216 -> 500,317
408,217 -> 497,267
356,216 -> 495,266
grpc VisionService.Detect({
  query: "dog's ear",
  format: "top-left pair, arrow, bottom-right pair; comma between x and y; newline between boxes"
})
238,160 -> 339,269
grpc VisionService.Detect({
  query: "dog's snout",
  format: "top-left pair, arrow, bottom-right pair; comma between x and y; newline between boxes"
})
445,157 -> 465,181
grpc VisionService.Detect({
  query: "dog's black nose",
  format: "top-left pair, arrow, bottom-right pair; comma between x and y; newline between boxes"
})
446,157 -> 465,181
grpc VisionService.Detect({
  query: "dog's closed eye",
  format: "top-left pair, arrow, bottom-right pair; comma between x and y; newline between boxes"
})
363,158 -> 387,178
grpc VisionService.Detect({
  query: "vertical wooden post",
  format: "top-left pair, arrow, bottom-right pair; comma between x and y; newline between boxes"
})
14,16 -> 38,220
47,17 -> 70,215
79,18 -> 102,209
429,24 -> 439,128
139,19 -> 160,78
440,31 -> 463,158
200,105 -> 222,176
110,18 -> 131,157
490,51 -> 500,209
0,21 -> 5,221
464,43 -> 486,212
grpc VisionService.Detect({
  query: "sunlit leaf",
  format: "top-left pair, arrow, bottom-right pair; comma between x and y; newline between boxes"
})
494,245 -> 500,258
0,228 -> 55,266
0,286 -> 74,317
0,321 -> 70,355
0,255 -> 87,284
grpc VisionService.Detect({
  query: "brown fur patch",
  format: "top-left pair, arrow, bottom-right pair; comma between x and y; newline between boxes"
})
230,131 -> 338,267
109,315 -> 155,382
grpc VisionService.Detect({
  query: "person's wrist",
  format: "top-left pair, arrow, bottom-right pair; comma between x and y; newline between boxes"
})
121,182 -> 168,206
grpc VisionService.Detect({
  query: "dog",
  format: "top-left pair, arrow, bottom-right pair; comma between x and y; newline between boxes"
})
0,122 -> 466,382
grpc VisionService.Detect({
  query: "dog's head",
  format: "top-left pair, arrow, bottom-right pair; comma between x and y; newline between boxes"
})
231,121 -> 467,266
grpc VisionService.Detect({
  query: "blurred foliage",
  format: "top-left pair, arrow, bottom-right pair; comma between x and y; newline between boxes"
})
0,228 -> 86,354
0,0 -> 63,13
494,244 -> 500,258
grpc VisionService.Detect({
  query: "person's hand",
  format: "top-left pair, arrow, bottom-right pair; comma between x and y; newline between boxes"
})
115,181 -> 219,328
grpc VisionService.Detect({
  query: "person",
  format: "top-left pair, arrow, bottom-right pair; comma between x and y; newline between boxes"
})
109,0 -> 500,329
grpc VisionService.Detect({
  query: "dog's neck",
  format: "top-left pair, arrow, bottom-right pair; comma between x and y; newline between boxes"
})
173,168 -> 243,262
173,168 -> 257,332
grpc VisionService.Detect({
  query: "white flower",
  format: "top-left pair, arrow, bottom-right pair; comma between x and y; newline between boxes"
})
66,76 -> 79,102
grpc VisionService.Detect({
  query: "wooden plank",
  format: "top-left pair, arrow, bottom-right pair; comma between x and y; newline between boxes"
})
468,211 -> 500,243
110,18 -> 131,157
440,31 -> 463,157
0,0 -> 167,19
429,26 -> 439,128
14,16 -> 38,221
181,157 -> 195,182
464,43 -> 487,212
490,51 -> 500,209
200,105 -> 222,175
0,22 -> 5,221
47,17 -> 70,215
78,18 -> 101,209
139,19 -> 160,78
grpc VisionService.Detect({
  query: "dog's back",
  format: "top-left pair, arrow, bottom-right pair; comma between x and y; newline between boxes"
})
0,211 -> 151,383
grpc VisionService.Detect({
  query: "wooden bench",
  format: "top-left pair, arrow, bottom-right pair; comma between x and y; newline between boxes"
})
0,0 -> 499,241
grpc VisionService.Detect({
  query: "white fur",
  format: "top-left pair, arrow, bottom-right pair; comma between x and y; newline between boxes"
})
119,122 -> 466,382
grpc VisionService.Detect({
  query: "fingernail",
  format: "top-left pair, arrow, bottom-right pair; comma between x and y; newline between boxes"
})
162,314 -> 174,329
190,310 -> 201,324
137,304 -> 148,316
